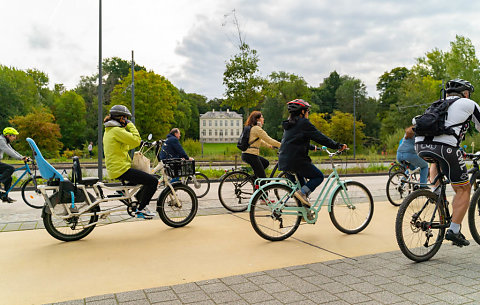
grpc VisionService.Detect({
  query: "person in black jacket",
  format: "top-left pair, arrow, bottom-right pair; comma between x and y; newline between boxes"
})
278,99 -> 347,206
159,128 -> 193,161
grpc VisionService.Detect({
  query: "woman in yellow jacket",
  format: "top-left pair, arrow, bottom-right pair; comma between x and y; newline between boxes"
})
242,111 -> 281,181
103,105 -> 158,219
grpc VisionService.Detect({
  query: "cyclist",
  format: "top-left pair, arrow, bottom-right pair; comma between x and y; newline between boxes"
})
159,128 -> 193,182
103,105 -> 158,219
241,111 -> 281,183
415,79 -> 480,247
396,125 -> 429,186
0,127 -> 29,203
278,99 -> 347,206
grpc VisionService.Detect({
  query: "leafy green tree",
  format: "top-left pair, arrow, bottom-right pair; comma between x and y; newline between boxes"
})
309,113 -> 331,137
177,90 -> 205,139
329,111 -> 365,149
75,75 -> 99,143
10,109 -> 63,158
53,91 -> 87,149
111,70 -> 179,139
376,67 -> 410,117
26,68 -> 56,108
223,43 -> 265,114
310,71 -> 342,113
0,65 -> 40,127
103,57 -> 146,106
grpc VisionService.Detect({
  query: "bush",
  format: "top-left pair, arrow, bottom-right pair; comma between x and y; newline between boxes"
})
384,128 -> 405,155
183,138 -> 201,157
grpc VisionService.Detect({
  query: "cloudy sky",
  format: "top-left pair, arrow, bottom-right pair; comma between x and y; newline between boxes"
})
2,0 -> 480,100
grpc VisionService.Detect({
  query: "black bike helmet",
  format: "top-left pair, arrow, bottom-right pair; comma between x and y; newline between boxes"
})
109,105 -> 132,118
445,78 -> 474,94
287,99 -> 311,113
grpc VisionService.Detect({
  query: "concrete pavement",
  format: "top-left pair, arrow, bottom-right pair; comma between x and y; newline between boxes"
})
0,176 -> 475,305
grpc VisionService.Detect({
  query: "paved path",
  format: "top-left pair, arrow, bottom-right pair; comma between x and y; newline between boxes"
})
0,175 -> 469,305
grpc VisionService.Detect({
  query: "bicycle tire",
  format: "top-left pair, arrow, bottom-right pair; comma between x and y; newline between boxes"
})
470,171 -> 480,191
43,192 -> 99,242
329,181 -> 374,234
157,183 -> 198,227
186,172 -> 210,198
468,187 -> 480,245
21,176 -> 44,209
386,171 -> 409,207
388,163 -> 404,176
218,171 -> 254,212
395,189 -> 445,262
249,183 -> 302,241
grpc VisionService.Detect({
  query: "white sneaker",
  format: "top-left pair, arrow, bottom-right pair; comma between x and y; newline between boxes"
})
136,207 -> 155,218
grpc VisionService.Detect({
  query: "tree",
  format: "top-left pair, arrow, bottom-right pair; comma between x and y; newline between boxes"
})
329,111 -> 365,149
0,65 -> 40,127
223,42 -> 265,114
10,109 -> 63,158
53,91 -> 87,149
111,70 -> 179,139
376,67 -> 410,116
309,113 -> 331,137
261,71 -> 311,140
75,75 -> 99,143
310,71 -> 342,113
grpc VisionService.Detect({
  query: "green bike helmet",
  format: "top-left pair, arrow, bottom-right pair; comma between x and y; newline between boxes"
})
3,127 -> 19,136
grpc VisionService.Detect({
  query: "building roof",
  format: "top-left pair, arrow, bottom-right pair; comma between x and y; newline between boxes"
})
200,109 -> 243,119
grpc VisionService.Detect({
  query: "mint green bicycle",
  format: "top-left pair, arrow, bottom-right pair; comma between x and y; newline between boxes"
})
248,147 -> 374,241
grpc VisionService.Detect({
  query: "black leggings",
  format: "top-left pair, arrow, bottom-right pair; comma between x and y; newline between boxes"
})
0,162 -> 14,191
118,168 -> 158,210
241,153 -> 269,179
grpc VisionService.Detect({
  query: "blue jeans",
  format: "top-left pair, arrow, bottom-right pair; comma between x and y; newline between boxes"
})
286,163 -> 324,196
397,151 -> 428,184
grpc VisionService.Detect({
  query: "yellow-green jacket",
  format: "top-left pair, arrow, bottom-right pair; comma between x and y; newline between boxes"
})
103,120 -> 141,179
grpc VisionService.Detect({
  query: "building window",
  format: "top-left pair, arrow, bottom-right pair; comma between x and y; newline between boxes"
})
215,130 -> 217,136
231,130 -> 233,136
225,120 -> 228,126
220,121 -> 223,127
202,130 -> 206,136
209,120 -> 212,126
209,130 -> 212,136
231,121 -> 233,126
236,120 -> 239,126
236,129 -> 239,136
220,130 -> 223,136
215,121 -> 217,127
203,120 -> 206,126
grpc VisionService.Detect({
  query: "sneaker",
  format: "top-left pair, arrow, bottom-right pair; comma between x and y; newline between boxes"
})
294,190 -> 310,207
445,229 -> 470,247
1,196 -> 16,203
136,207 -> 155,219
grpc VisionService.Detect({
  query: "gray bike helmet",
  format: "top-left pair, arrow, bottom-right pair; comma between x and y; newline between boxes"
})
445,78 -> 474,94
287,99 -> 311,113
109,105 -> 132,118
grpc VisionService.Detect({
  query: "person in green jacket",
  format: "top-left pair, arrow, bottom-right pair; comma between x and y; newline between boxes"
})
103,105 -> 158,219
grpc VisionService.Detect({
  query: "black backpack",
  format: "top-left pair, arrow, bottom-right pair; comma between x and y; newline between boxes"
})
413,98 -> 462,138
237,126 -> 259,151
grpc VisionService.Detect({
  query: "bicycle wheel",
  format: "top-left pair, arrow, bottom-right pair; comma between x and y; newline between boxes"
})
218,171 -> 254,212
157,183 -> 198,227
395,190 -> 445,262
21,176 -> 44,209
43,192 -> 99,242
329,181 -> 374,234
468,187 -> 480,245
386,171 -> 409,207
249,183 -> 302,241
470,171 -> 480,191
186,173 -> 210,198
388,163 -> 404,176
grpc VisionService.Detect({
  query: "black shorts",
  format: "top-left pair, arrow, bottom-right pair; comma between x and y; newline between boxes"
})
415,143 -> 469,186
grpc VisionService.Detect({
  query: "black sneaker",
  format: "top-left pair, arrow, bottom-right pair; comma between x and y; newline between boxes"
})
445,229 -> 470,247
1,196 -> 15,203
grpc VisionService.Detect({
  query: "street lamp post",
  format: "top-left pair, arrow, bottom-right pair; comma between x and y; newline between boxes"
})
353,87 -> 356,160
131,50 -> 135,124
97,0 -> 103,180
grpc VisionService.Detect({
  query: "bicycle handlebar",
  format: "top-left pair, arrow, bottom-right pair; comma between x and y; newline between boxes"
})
464,151 -> 480,161
321,146 -> 349,157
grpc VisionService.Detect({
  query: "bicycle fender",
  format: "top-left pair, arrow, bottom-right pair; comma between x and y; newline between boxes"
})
247,182 -> 294,212
327,180 -> 353,212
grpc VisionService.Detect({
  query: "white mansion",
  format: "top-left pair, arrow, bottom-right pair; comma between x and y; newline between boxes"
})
199,109 -> 243,143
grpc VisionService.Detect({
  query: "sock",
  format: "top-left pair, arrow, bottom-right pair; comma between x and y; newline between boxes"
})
449,222 -> 460,234
301,185 -> 311,197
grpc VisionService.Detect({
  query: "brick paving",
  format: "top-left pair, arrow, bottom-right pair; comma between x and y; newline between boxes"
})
46,243 -> 480,305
